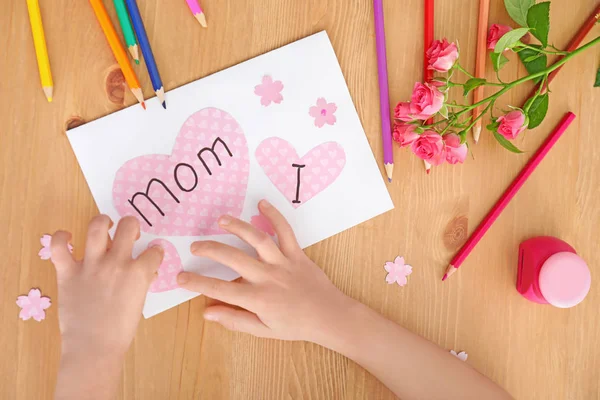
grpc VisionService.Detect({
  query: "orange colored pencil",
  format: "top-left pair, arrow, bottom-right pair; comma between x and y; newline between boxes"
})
89,0 -> 145,108
471,0 -> 490,144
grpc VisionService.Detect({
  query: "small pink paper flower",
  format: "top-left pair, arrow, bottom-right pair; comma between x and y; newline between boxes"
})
16,288 -> 51,322
496,110 -> 526,140
384,256 -> 413,286
309,98 -> 337,128
38,234 -> 73,260
450,350 -> 468,361
254,75 -> 284,106
251,214 -> 275,236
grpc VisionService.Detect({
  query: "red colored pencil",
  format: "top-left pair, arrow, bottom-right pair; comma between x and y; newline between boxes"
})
423,0 -> 434,174
442,112 -> 576,281
525,3 -> 600,99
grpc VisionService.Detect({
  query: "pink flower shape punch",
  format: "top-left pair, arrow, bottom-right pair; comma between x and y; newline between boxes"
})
16,288 -> 51,322
38,234 -> 73,260
254,75 -> 284,106
384,256 -> 413,286
309,98 -> 337,128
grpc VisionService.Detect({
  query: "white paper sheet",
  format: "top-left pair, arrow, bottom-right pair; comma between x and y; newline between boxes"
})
67,31 -> 394,318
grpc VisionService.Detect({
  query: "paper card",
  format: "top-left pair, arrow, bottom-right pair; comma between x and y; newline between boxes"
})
67,31 -> 394,318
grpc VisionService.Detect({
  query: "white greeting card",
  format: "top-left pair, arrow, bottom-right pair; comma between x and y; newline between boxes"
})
67,31 -> 394,318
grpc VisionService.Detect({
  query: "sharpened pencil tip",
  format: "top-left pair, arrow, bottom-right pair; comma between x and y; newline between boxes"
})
388,178 -> 392,183
135,59 -> 140,65
162,101 -> 167,109
426,169 -> 430,175
47,97 -> 53,103
141,102 -> 146,110
442,273 -> 448,281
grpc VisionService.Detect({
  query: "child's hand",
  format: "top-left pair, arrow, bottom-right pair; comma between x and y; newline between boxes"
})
177,200 -> 356,344
51,216 -> 163,360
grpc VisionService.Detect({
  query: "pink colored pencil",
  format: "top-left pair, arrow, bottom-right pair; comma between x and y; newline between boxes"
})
442,112 -> 576,281
185,0 -> 207,27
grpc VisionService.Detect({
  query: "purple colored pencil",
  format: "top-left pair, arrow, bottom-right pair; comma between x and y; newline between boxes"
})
373,0 -> 394,183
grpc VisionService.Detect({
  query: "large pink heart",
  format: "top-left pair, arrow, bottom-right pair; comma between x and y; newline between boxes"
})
255,138 -> 346,208
148,239 -> 182,293
113,108 -> 249,236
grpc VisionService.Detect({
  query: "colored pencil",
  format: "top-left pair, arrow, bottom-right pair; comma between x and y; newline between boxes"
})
89,0 -> 145,109
26,0 -> 53,102
124,0 -> 167,109
524,3 -> 600,100
442,112 -> 576,281
373,0 -> 394,183
423,0 -> 434,174
185,0 -> 207,28
471,0 -> 491,144
113,0 -> 140,64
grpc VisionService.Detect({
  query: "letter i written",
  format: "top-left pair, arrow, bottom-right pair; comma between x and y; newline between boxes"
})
291,163 -> 305,204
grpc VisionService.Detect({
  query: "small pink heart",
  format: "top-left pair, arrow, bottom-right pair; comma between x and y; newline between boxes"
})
255,138 -> 346,208
148,239 -> 183,293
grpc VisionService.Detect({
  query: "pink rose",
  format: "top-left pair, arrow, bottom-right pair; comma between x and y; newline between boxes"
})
426,39 -> 459,72
392,123 -> 419,147
409,82 -> 444,120
410,131 -> 445,166
394,102 -> 413,122
497,110 -> 526,140
443,133 -> 467,164
487,24 -> 512,50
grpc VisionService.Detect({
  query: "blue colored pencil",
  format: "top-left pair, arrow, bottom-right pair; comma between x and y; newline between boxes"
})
123,0 -> 166,109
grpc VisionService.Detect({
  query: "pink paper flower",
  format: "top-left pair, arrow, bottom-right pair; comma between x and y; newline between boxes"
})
450,350 -> 469,361
410,130 -> 446,166
392,123 -> 419,147
384,256 -> 413,286
16,288 -> 51,322
38,234 -> 73,260
496,110 -> 526,140
426,39 -> 459,72
309,98 -> 337,128
250,214 -> 275,236
487,24 -> 512,50
443,133 -> 468,164
254,75 -> 284,106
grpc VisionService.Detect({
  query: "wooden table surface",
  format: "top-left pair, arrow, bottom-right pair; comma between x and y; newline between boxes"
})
2,0 -> 599,398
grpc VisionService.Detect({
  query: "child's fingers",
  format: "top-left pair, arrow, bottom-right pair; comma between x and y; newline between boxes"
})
217,215 -> 284,264
258,200 -> 301,256
203,305 -> 273,338
135,246 -> 164,278
177,272 -> 256,310
190,241 -> 266,281
111,217 -> 140,259
50,231 -> 76,271
84,215 -> 113,260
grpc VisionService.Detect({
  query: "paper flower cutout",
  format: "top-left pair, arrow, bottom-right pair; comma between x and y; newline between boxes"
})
250,214 -> 275,236
254,75 -> 284,106
16,288 -> 51,322
384,256 -> 413,286
450,350 -> 468,361
38,234 -> 73,260
309,98 -> 337,128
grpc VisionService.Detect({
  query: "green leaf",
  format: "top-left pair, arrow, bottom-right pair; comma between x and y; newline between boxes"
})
490,53 -> 510,72
493,132 -> 524,153
527,2 -> 550,47
504,0 -> 535,26
594,67 -> 600,87
439,104 -> 449,119
526,94 -> 549,128
523,54 -> 542,62
462,78 -> 487,96
517,45 -> 547,84
494,28 -> 531,53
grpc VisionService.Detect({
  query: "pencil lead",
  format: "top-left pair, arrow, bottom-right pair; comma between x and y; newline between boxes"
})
442,273 -> 448,281
162,101 -> 167,109
141,102 -> 146,110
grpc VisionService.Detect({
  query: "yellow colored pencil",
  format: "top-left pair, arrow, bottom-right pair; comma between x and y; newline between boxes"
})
26,0 -> 53,102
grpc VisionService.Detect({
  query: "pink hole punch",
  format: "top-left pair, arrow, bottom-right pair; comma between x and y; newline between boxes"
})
517,236 -> 591,308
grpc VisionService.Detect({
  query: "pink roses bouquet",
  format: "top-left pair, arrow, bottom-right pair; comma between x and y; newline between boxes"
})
392,0 -> 600,168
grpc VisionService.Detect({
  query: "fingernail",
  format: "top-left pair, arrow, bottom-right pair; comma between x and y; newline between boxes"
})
177,272 -> 190,284
260,199 -> 272,208
150,244 -> 164,253
204,312 -> 218,321
218,215 -> 232,225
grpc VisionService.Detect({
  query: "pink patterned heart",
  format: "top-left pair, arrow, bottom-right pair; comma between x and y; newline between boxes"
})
112,108 -> 249,236
255,137 -> 346,208
148,239 -> 182,293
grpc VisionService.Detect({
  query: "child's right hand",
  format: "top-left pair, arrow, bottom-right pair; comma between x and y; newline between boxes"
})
177,199 -> 357,345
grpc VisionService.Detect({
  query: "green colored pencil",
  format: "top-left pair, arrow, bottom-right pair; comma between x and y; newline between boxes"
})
112,0 -> 139,64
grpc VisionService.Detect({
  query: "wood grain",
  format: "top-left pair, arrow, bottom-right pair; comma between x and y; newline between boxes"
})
1,0 -> 599,399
